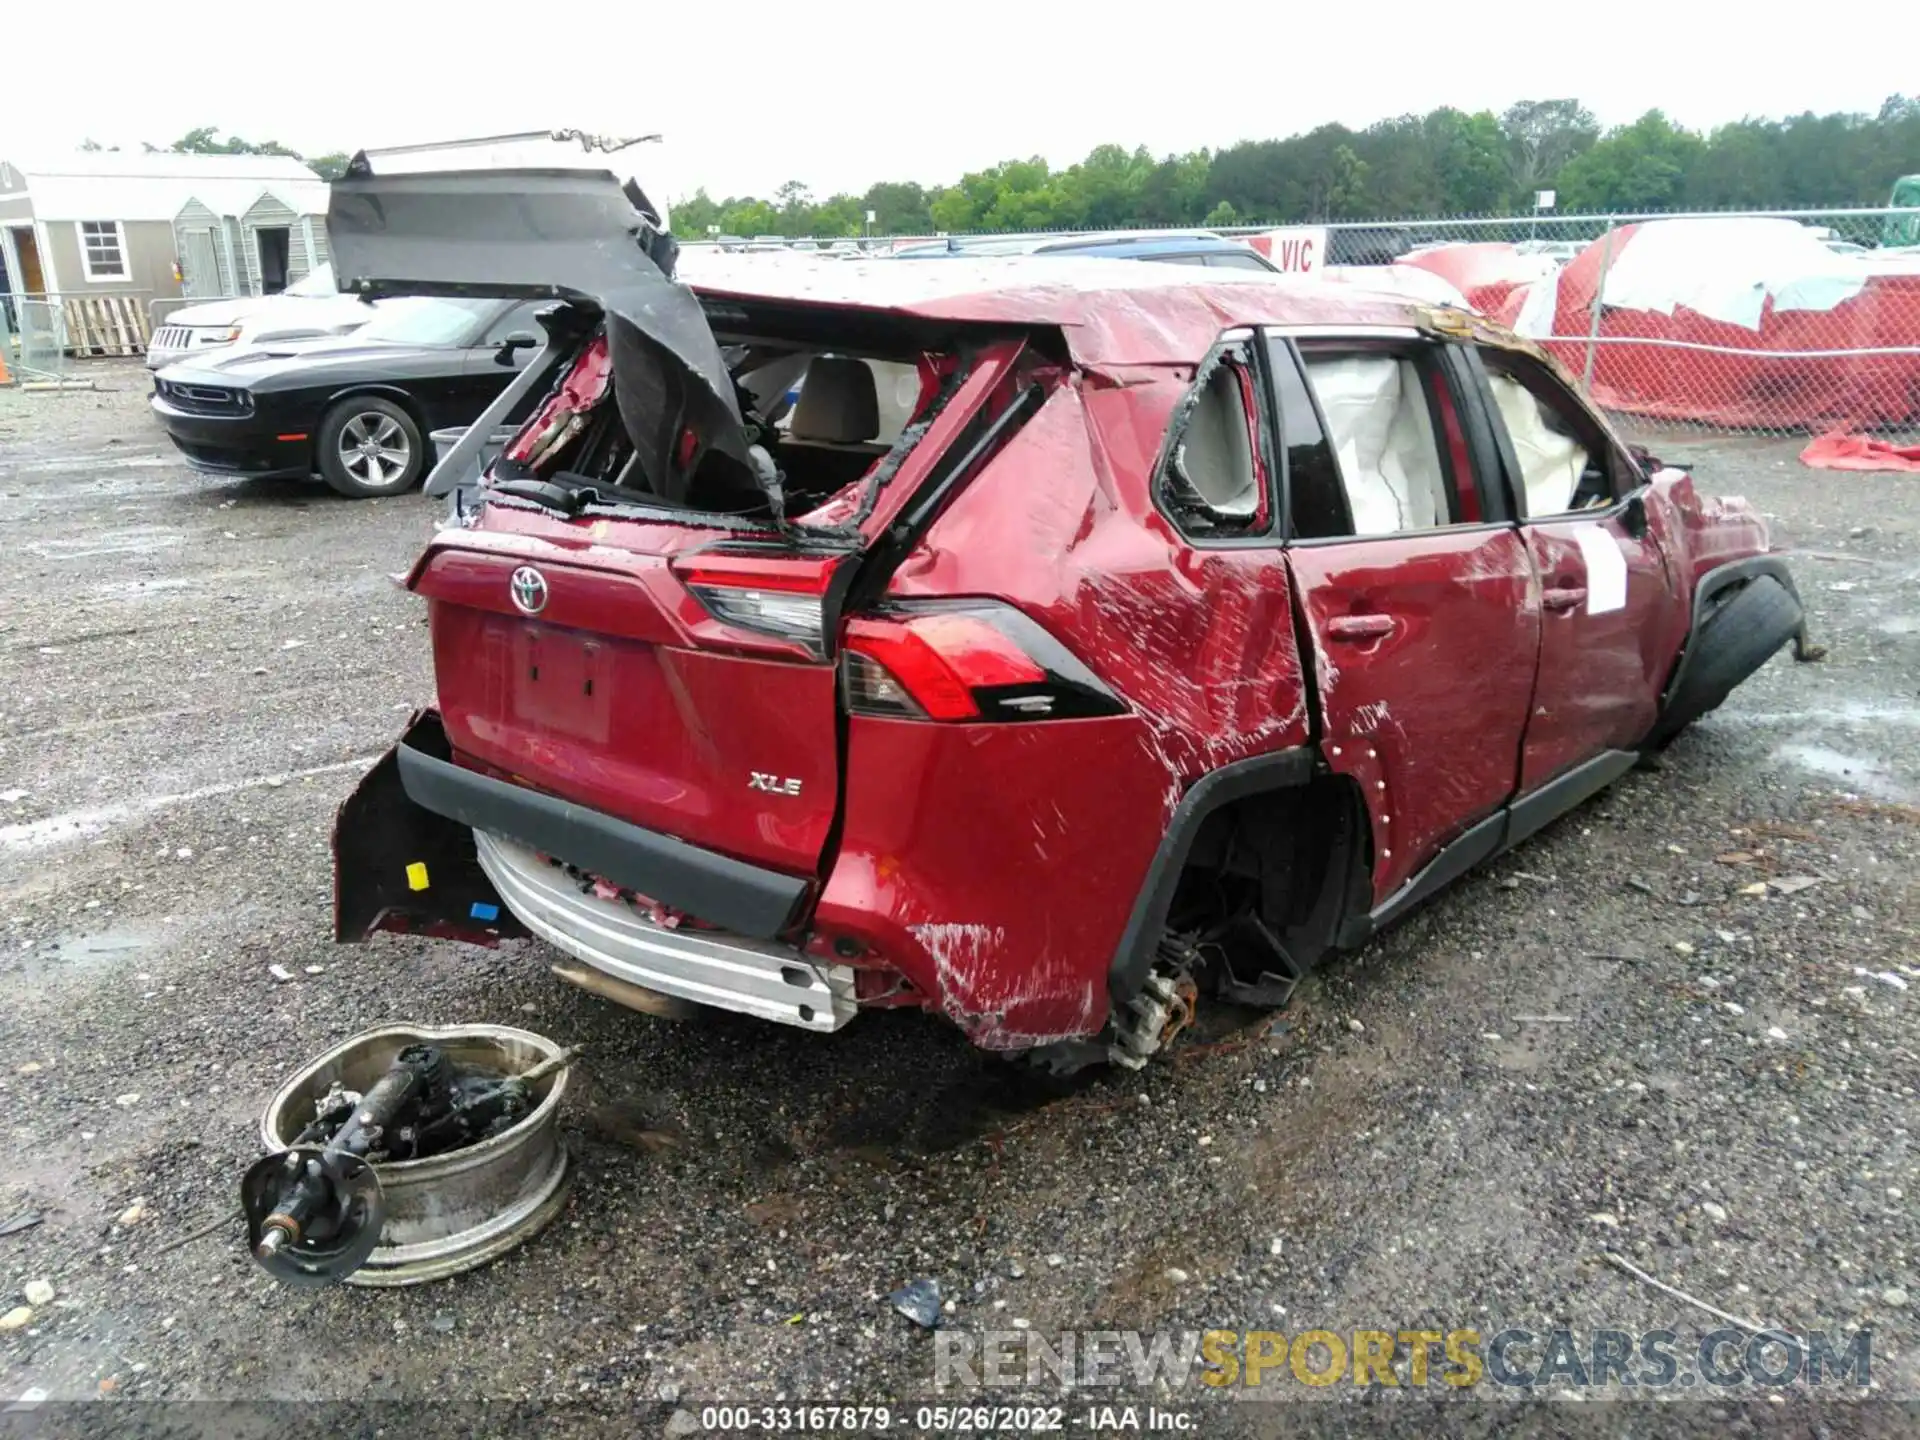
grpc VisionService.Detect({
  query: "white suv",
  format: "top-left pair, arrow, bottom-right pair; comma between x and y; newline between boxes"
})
146,264 -> 374,370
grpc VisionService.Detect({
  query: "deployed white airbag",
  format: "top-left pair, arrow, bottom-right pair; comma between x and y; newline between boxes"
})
1487,373 -> 1588,516
1304,356 -> 1449,534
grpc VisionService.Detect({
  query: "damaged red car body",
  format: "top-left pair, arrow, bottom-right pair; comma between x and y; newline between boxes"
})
330,162 -> 1811,1072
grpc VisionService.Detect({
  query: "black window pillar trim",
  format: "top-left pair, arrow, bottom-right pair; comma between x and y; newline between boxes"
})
1262,333 -> 1354,542
1107,747 -> 1315,1004
1440,344 -> 1519,526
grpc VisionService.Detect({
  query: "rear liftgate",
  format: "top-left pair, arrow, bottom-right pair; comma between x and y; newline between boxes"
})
327,159 -> 1043,1035
327,159 -> 776,955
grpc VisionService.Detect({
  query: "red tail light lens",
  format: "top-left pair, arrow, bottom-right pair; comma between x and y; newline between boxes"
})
674,554 -> 837,652
842,603 -> 1125,723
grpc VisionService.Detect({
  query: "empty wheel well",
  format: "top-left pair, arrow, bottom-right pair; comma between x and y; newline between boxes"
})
1167,774 -> 1373,997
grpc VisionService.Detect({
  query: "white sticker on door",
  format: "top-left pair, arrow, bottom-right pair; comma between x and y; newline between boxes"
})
1570,524 -> 1628,615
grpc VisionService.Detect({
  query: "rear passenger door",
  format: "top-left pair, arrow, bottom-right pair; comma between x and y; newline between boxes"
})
1465,347 -> 1687,792
1268,331 -> 1541,908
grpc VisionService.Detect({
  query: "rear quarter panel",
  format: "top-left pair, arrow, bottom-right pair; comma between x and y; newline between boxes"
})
886,372 -> 1312,781
811,715 -> 1173,1048
817,369 -> 1312,1046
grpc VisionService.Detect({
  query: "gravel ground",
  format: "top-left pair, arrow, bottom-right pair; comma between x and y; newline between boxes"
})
0,365 -> 1915,1435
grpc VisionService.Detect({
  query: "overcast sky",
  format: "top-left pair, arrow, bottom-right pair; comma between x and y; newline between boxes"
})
11,2 -> 1915,200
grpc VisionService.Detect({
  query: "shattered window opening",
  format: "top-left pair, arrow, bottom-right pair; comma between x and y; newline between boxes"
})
1155,339 -> 1273,541
491,322 -> 979,542
794,359 -> 974,540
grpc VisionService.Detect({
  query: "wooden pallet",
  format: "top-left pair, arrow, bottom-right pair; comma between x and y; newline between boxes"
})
63,296 -> 152,357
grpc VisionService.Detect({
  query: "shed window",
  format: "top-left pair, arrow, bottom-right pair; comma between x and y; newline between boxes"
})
77,221 -> 127,282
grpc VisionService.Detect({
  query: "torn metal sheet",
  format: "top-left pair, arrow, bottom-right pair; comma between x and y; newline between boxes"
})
328,165 -> 754,504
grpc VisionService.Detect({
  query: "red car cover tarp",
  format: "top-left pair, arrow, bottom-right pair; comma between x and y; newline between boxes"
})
1495,223 -> 1920,431
1404,243 -> 1549,316
1800,432 -> 1920,472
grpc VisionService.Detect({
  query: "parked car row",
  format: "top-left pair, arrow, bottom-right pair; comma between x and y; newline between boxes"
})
146,264 -> 372,371
888,230 -> 1281,269
155,207 -> 1896,499
148,232 -> 1290,494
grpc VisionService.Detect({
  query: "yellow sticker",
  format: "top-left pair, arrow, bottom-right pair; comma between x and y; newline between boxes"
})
406,862 -> 430,891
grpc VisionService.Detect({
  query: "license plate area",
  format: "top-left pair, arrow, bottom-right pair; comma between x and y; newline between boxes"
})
510,624 -> 613,743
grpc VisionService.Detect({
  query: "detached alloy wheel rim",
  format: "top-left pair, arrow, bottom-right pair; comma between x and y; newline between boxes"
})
339,412 -> 410,488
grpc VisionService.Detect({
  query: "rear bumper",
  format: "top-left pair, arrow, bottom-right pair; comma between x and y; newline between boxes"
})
475,832 -> 856,1032
393,715 -> 810,940
332,711 -> 853,1033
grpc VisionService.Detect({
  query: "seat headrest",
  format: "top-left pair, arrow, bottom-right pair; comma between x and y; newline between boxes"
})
789,356 -> 879,443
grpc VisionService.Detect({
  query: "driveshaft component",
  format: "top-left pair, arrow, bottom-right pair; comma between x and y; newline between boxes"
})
241,1042 -> 443,1286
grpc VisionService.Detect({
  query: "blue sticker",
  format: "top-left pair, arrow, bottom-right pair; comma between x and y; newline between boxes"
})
470,902 -> 500,921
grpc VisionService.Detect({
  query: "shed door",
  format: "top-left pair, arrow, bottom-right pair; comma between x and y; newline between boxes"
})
181,230 -> 222,298
7,227 -> 45,292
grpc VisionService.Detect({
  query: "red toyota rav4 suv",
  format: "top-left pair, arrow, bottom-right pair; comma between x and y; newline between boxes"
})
331,167 -> 1810,1073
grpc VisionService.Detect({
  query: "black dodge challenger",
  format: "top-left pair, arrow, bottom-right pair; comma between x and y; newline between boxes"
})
150,296 -> 549,498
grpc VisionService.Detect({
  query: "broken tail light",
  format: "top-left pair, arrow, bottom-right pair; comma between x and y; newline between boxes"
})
841,603 -> 1127,722
674,554 -> 836,652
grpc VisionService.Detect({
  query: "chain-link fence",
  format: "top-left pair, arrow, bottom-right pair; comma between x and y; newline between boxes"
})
685,206 -> 1920,442
1301,208 -> 1920,442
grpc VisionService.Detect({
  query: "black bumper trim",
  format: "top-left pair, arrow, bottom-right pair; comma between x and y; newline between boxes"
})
394,714 -> 808,940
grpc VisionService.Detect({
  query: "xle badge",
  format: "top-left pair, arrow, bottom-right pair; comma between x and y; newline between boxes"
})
748,772 -> 803,797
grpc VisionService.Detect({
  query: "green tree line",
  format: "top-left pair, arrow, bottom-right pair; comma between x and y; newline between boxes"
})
81,128 -> 352,181
673,96 -> 1920,238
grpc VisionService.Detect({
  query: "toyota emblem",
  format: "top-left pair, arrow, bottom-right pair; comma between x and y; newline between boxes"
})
509,566 -> 549,616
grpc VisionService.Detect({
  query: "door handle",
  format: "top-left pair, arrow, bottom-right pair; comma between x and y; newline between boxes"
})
1327,614 -> 1396,641
1543,586 -> 1588,612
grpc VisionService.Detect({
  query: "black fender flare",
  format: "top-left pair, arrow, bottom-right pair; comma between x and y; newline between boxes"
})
1660,555 -> 1806,710
1107,747 -> 1314,1004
